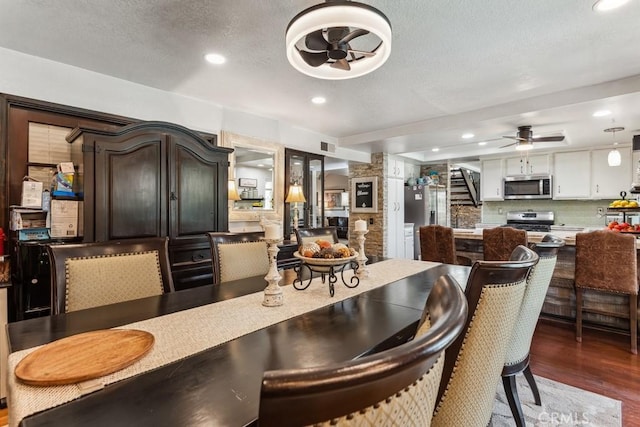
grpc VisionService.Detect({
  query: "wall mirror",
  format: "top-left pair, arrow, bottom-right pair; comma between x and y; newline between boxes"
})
221,131 -> 284,222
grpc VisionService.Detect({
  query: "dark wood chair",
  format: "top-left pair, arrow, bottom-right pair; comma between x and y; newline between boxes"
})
482,226 -> 528,261
47,237 -> 174,314
575,229 -> 638,354
502,234 -> 565,427
207,231 -> 269,285
294,226 -> 339,246
419,225 -> 472,265
431,245 -> 538,427
258,274 -> 468,427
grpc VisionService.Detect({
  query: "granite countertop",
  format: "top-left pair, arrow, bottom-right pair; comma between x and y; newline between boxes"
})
454,227 -> 640,248
453,228 -> 579,245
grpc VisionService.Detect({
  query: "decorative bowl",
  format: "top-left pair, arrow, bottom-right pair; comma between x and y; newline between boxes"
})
294,251 -> 358,266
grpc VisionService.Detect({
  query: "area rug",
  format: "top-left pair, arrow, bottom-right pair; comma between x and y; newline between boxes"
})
490,375 -> 621,427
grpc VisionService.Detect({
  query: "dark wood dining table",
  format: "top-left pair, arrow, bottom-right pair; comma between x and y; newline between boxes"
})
8,262 -> 471,427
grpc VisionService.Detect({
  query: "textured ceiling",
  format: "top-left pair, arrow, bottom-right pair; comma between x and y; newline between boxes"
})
1,0 -> 640,162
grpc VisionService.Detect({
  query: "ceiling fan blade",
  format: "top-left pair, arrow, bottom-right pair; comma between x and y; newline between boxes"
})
327,26 -> 349,42
532,136 -> 565,142
298,50 -> 329,67
347,49 -> 376,57
305,30 -> 329,51
499,142 -> 517,148
502,136 -> 528,141
340,28 -> 369,44
330,58 -> 351,71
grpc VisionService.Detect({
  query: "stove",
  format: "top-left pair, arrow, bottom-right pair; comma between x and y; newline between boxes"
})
505,211 -> 555,232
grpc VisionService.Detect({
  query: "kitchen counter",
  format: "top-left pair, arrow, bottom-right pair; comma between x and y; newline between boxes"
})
454,228 -> 578,245
453,227 -> 639,335
454,227 -> 640,248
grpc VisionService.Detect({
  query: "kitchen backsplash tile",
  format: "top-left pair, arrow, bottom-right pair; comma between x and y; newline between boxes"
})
483,199 -> 622,228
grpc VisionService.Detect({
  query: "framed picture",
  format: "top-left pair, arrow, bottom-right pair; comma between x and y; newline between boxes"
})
351,177 -> 378,213
324,189 -> 345,210
238,178 -> 257,188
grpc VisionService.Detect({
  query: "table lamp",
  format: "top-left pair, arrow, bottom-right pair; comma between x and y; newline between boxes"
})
228,179 -> 241,202
228,180 -> 241,221
285,183 -> 306,237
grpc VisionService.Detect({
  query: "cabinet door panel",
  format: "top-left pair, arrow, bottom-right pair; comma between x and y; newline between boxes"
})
170,141 -> 225,238
95,137 -> 167,241
553,151 -> 590,199
481,159 -> 503,200
591,148 -> 632,198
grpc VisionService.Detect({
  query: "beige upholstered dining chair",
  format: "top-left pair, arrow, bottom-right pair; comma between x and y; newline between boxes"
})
258,274 -> 468,427
502,234 -> 565,427
482,226 -> 528,261
575,229 -> 638,354
207,231 -> 269,284
431,245 -> 538,427
419,224 -> 472,265
47,237 -> 174,314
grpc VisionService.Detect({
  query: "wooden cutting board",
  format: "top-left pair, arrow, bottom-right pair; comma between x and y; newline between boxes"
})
15,329 -> 154,386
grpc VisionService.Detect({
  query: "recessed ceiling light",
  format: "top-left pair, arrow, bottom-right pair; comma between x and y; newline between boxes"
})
462,133 -> 474,139
257,164 -> 265,167
593,109 -> 612,117
311,96 -> 326,105
432,148 -> 440,152
478,141 -> 487,146
204,53 -> 226,65
593,0 -> 630,11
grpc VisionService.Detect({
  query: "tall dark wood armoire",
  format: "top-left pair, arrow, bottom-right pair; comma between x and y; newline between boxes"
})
68,121 -> 233,290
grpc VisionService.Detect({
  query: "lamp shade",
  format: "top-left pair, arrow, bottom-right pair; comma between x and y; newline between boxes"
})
228,180 -> 241,201
608,148 -> 622,167
285,184 -> 306,203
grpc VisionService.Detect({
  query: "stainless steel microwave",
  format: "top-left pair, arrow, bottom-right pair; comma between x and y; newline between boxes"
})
503,174 -> 552,199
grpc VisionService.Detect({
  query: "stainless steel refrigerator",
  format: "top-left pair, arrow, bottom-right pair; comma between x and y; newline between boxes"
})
404,184 -> 447,259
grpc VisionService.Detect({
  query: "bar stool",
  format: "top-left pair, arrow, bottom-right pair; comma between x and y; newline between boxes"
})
575,230 -> 639,354
482,226 -> 528,261
419,225 -> 471,265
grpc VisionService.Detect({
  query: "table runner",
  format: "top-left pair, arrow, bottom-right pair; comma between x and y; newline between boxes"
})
8,258 -> 438,427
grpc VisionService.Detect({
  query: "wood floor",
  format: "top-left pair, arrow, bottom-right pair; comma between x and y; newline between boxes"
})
0,320 -> 636,426
530,319 -> 640,426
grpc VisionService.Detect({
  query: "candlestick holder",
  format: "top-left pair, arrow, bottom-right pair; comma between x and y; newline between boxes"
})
354,229 -> 370,279
263,238 -> 284,306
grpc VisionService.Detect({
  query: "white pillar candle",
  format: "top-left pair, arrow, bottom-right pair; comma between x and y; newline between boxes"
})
265,224 -> 281,240
354,219 -> 367,232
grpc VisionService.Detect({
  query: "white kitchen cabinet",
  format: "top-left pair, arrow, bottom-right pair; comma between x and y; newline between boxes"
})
591,147 -> 632,199
553,151 -> 590,199
505,154 -> 550,175
481,159 -> 504,201
385,177 -> 405,258
385,155 -> 405,180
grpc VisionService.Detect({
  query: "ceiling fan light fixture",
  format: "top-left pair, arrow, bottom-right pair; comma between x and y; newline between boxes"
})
285,1 -> 392,80
515,141 -> 533,151
593,0 -> 630,12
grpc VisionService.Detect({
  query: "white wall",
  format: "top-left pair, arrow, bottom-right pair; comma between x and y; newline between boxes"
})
0,47 -> 370,163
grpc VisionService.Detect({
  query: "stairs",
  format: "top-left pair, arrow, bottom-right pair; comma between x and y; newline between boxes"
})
450,168 -> 481,207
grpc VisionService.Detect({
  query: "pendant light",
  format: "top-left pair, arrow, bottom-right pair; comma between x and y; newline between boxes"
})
605,126 -> 624,167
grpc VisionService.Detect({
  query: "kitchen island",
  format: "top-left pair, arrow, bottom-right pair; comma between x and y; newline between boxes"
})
454,228 -> 638,335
